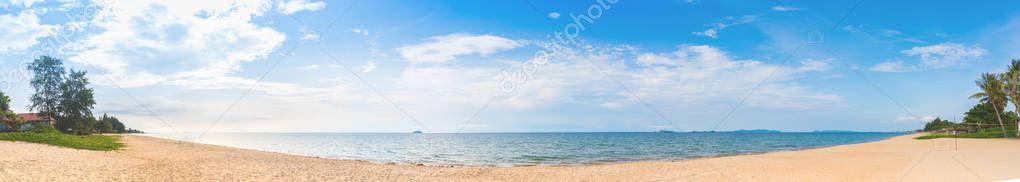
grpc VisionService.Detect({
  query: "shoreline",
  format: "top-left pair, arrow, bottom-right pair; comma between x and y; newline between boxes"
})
2,133 -> 1018,181
138,132 -> 906,167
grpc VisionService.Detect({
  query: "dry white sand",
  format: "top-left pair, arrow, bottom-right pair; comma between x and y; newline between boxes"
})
1,133 -> 1018,181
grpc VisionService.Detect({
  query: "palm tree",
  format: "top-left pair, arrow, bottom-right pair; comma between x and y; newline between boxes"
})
1005,59 -> 1020,137
970,73 -> 1009,138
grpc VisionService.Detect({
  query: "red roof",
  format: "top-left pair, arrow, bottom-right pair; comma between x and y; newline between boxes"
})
16,113 -> 50,121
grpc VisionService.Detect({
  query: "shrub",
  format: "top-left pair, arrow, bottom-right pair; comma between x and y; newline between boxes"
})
28,124 -> 59,133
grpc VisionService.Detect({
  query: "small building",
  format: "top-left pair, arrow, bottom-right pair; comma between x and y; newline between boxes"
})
0,113 -> 54,131
936,127 -> 977,135
18,113 -> 54,127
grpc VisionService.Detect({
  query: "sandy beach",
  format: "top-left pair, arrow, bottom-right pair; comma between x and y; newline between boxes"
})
1,133 -> 1017,181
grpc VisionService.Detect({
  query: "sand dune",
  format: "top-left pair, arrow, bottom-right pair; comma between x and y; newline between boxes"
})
1,133 -> 1018,181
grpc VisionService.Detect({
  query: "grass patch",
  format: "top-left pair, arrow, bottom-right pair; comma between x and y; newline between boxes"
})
0,127 -> 124,151
915,127 -> 1018,140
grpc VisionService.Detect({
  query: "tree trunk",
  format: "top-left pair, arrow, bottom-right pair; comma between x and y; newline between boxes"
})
992,102 -> 1009,138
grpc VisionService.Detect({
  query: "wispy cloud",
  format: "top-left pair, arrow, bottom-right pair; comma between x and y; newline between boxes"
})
870,60 -> 909,72
871,43 -> 987,72
298,65 -> 321,70
841,25 -> 924,43
798,59 -> 833,72
902,43 -> 987,68
66,0 -> 286,88
398,34 -> 522,63
351,28 -> 370,36
360,62 -> 376,73
0,10 -> 57,54
693,14 -> 761,39
277,0 -> 326,15
548,12 -> 560,19
620,45 -> 841,109
771,6 -> 801,12
895,115 -> 936,123
300,26 -> 320,42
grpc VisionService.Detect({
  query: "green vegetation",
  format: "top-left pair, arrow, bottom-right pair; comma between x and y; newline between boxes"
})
0,92 -> 25,131
915,128 -> 1018,140
0,56 -> 138,150
27,56 -> 102,134
17,56 -> 139,135
918,59 -> 1020,139
0,125 -> 123,151
969,73 -> 1010,138
962,102 -> 1018,130
921,117 -> 956,132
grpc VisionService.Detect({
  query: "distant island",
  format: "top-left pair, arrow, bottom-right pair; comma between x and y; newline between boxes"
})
811,130 -> 862,133
731,129 -> 782,133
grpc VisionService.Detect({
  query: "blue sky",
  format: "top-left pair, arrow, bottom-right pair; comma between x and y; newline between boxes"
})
1,0 -> 1019,133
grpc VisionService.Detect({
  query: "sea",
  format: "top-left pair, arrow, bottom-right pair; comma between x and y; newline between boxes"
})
143,132 -> 903,166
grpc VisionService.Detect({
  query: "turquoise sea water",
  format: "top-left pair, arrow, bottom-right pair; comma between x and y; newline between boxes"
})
144,132 -> 903,166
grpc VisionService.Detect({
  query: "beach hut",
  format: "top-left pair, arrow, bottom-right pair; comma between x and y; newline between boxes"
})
936,127 -> 976,135
0,113 -> 54,131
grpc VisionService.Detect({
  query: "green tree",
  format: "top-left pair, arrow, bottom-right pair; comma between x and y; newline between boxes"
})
1004,59 -> 1020,137
95,113 -> 118,133
103,114 -> 125,133
923,117 -> 956,131
969,73 -> 1010,138
0,91 -> 24,132
59,70 -> 96,135
962,102 -> 1016,129
26,56 -> 65,130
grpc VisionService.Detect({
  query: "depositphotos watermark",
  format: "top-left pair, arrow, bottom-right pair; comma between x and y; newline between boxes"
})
500,0 -> 620,93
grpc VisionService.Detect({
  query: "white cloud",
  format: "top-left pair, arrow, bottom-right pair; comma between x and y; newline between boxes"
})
693,29 -> 720,39
419,43 -> 841,110
547,12 -> 560,19
635,54 -> 677,66
600,102 -> 624,108
277,0 -> 326,15
65,0 -> 287,89
798,59 -> 832,72
878,29 -> 903,37
896,115 -> 936,123
317,75 -> 345,83
351,28 -> 370,36
693,15 -> 761,39
300,26 -> 319,42
771,6 -> 801,11
398,34 -> 522,63
869,43 -> 986,72
841,25 -> 862,33
298,65 -> 321,70
168,76 -> 325,96
0,0 -> 43,8
359,62 -> 376,72
0,10 -> 57,54
902,43 -> 987,68
840,26 -> 924,43
621,45 -> 841,109
870,60 -> 909,72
